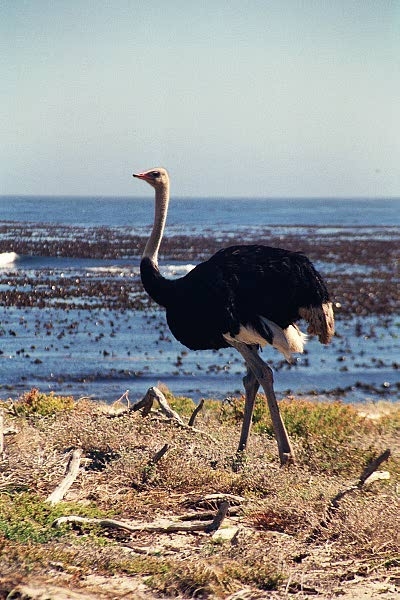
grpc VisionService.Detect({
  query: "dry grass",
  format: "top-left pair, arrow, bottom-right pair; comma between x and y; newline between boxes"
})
0,389 -> 399,599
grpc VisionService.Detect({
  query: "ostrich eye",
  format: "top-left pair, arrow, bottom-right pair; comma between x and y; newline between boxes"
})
151,171 -> 160,178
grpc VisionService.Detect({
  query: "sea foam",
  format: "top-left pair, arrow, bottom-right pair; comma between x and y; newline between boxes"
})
0,251 -> 18,266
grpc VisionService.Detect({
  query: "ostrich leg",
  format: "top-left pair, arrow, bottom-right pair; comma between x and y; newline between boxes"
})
230,341 -> 295,466
237,362 -> 260,452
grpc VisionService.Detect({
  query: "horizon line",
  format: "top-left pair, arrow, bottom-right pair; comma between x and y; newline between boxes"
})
1,194 -> 399,201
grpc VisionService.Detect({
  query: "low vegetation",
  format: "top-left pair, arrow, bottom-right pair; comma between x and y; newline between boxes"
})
0,389 -> 399,599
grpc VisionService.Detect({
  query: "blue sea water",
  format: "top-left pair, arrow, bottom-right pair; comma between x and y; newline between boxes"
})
1,196 -> 399,228
0,196 -> 399,403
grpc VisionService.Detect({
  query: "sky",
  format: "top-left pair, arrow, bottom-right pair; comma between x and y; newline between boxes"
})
1,1 -> 399,197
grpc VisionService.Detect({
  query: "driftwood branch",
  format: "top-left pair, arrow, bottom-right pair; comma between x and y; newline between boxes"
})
151,443 -> 170,464
129,391 -> 153,416
140,443 -> 170,485
188,399 -> 204,427
358,448 -> 391,487
114,389 -> 130,408
179,506 -> 241,521
45,449 -> 82,505
329,448 -> 391,510
147,386 -> 185,424
128,387 -> 218,444
53,504 -> 231,534
204,501 -> 230,533
183,493 -> 246,510
309,448 -> 391,541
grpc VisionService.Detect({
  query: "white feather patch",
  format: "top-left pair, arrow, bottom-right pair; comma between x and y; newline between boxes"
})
223,318 -> 307,362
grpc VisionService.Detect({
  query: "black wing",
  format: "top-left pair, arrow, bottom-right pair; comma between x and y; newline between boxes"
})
164,245 -> 330,351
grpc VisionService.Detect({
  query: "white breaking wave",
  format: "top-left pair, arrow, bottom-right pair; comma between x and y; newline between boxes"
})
0,251 -> 18,266
85,264 -> 195,278
161,264 -> 196,278
86,266 -> 136,274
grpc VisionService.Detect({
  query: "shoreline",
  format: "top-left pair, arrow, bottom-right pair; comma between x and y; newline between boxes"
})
0,223 -> 398,404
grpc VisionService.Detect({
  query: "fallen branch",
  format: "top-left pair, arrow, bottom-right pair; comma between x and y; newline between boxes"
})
179,506 -> 241,521
358,448 -> 391,487
141,443 -> 170,485
135,387 -> 218,444
329,448 -> 391,510
130,389 -> 154,416
114,389 -> 130,409
45,449 -> 82,505
308,448 -> 391,541
183,493 -> 246,510
204,501 -> 230,533
147,387 -> 185,424
53,505 -> 231,534
188,399 -> 204,427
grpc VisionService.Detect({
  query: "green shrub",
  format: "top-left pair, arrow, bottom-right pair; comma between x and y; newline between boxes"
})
12,388 -> 75,417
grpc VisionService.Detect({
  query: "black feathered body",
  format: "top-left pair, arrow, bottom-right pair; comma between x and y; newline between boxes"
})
140,244 -> 331,351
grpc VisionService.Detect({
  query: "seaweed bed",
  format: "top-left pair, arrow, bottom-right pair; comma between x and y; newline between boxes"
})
0,222 -> 398,317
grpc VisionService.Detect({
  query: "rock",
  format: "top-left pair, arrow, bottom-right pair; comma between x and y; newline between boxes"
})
211,525 -> 239,543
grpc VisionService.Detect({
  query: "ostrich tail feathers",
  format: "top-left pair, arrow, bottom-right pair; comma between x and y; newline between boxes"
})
299,302 -> 335,344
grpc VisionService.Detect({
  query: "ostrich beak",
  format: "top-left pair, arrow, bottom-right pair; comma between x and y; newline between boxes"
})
133,172 -> 148,180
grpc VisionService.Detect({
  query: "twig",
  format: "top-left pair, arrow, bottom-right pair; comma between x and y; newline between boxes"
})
114,389 -> 130,409
151,443 -> 170,464
329,448 -> 391,509
123,387 -> 218,444
45,449 -> 82,505
188,399 -> 204,427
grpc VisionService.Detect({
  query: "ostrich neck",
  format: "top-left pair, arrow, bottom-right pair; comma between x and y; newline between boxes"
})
143,182 -> 169,265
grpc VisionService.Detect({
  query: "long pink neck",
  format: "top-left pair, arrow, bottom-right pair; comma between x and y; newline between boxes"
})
143,181 -> 170,265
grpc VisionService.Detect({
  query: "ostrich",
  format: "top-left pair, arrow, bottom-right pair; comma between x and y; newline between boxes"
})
133,168 -> 334,465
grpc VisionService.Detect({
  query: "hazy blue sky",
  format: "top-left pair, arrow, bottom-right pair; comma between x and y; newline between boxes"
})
1,1 -> 399,197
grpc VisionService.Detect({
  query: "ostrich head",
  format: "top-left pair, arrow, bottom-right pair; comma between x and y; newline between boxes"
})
133,167 -> 169,189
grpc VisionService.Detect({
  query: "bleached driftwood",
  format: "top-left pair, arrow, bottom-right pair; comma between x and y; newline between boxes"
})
45,449 -> 82,505
129,387 -> 218,444
179,506 -> 241,521
52,501 -> 231,534
147,386 -> 185,424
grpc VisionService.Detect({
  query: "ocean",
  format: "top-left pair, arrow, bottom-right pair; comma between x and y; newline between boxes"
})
0,196 -> 399,404
1,196 -> 399,228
